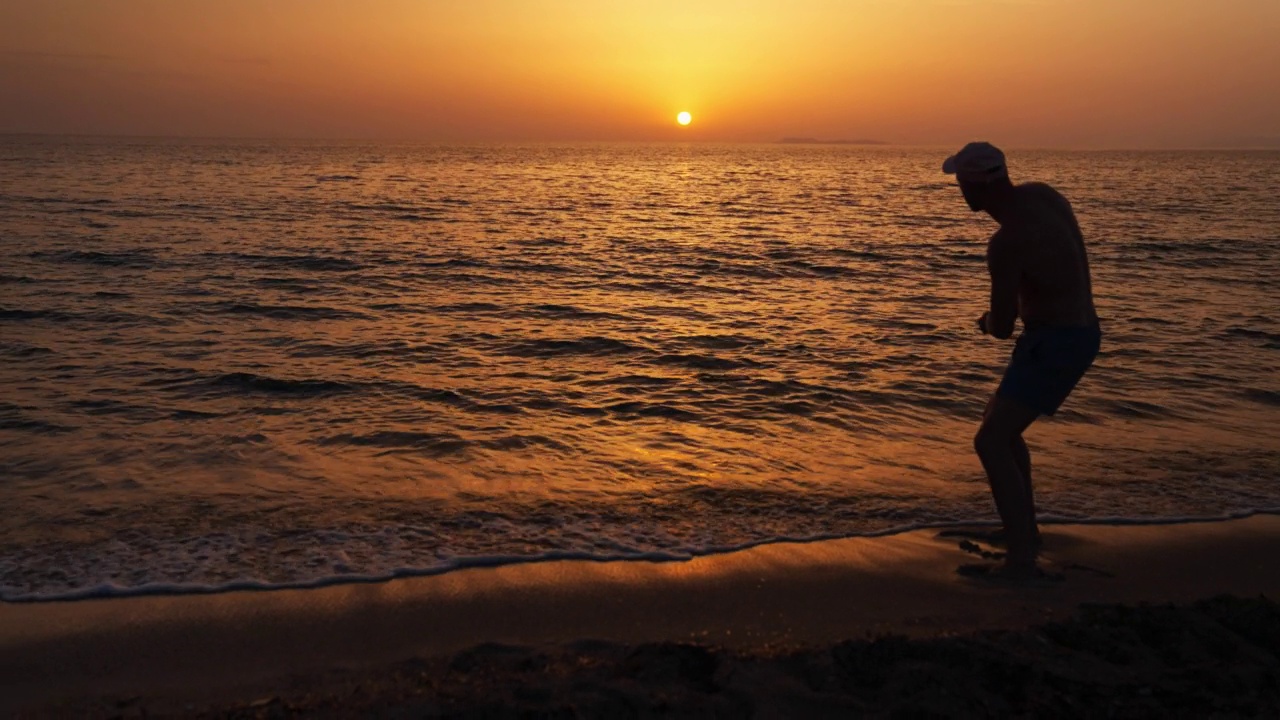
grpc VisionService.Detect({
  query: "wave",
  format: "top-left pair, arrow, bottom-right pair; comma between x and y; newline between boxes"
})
104,209 -> 156,219
513,237 -> 571,247
344,202 -> 435,214
523,304 -> 630,321
496,260 -> 575,275
0,402 -> 77,434
196,372 -> 355,396
2,194 -> 113,206
29,250 -> 156,268
285,340 -> 443,362
672,260 -> 784,280
501,336 -> 643,357
649,352 -> 755,371
313,430 -> 572,454
479,434 -> 573,452
217,252 -> 364,272
317,430 -> 471,455
417,257 -> 487,269
5,510 -> 1277,603
603,280 -> 704,296
578,374 -> 680,388
432,302 -> 505,313
1243,388 -> 1280,406
630,304 -> 717,320
66,398 -> 148,417
0,343 -> 53,357
171,409 -> 225,420
0,308 -> 66,321
0,308 -> 149,325
1093,398 -> 1184,420
1224,327 -> 1280,345
1123,239 -> 1255,255
779,260 -> 856,277
678,334 -> 763,350
251,277 -> 324,293
208,301 -> 366,321
389,213 -> 446,222
604,401 -> 700,421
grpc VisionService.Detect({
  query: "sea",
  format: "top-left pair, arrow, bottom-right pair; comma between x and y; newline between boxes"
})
1,137 -> 1277,601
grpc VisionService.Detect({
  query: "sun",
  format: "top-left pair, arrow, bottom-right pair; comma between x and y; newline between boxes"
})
676,111 -> 692,126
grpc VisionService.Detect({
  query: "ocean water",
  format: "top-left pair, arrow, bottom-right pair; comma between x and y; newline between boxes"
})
1,138 -> 1277,601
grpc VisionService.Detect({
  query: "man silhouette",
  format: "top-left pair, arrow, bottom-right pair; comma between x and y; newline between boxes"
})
944,142 -> 1100,580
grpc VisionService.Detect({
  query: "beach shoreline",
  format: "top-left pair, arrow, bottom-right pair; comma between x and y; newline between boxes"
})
4,514 -> 1279,716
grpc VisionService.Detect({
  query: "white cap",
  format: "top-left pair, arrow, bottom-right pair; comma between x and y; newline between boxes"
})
942,142 -> 1008,183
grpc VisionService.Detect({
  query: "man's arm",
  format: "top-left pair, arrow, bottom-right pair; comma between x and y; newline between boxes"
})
984,231 -> 1020,339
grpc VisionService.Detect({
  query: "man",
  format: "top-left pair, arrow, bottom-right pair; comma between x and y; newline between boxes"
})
943,142 -> 1100,580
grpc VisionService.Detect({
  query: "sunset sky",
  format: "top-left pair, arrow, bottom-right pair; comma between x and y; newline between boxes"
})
1,0 -> 1277,147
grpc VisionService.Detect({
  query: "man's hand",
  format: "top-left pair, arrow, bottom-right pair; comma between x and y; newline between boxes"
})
984,230 -> 1020,339
977,312 -> 990,335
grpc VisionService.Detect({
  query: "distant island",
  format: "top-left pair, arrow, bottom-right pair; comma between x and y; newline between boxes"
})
1228,136 -> 1280,149
777,137 -> 888,145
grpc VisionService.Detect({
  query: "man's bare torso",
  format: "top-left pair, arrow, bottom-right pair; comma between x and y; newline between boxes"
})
989,182 -> 1097,330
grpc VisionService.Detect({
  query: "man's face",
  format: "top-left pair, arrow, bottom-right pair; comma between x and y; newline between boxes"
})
959,179 -> 985,212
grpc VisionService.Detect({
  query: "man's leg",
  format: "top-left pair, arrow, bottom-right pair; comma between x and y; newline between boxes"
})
983,397 -> 1039,543
1011,434 -> 1039,541
974,395 -> 1041,573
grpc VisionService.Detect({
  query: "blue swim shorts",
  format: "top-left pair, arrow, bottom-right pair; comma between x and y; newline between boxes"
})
997,323 -> 1101,416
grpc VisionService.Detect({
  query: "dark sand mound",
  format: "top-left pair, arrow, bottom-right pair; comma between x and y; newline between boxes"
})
133,595 -> 1279,719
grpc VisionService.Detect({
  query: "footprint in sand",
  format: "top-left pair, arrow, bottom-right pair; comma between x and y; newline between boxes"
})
957,539 -> 1006,561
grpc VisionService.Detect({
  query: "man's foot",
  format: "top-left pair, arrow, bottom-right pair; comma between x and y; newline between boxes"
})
957,562 -> 1064,586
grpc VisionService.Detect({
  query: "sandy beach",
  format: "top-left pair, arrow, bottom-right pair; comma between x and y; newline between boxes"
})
3,514 -> 1279,717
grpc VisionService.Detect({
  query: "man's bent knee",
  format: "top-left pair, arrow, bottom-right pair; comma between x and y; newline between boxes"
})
973,426 -> 1007,457
981,394 -> 997,421
977,395 -> 1040,449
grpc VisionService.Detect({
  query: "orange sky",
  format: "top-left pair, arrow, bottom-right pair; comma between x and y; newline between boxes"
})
1,0 -> 1277,147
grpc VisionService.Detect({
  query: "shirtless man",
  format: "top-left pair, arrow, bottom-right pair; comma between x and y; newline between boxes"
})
943,142 -> 1100,579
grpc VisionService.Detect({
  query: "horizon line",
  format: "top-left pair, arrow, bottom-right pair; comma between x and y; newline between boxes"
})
1,131 -> 1277,152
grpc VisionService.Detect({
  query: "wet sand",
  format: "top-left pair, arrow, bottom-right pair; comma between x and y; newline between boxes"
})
3,514 -> 1279,716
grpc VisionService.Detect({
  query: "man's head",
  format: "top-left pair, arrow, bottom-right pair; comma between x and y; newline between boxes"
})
943,142 -> 1011,212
